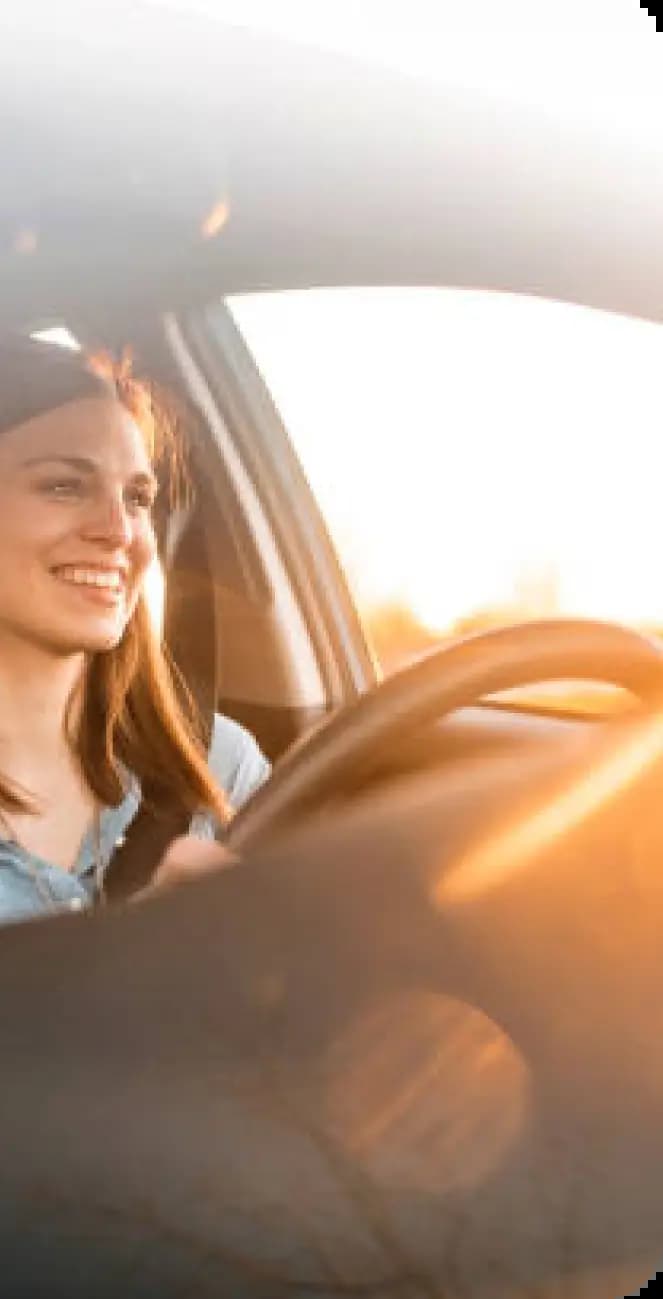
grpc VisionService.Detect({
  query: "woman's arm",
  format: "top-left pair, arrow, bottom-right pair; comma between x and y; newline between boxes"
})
144,714 -> 270,895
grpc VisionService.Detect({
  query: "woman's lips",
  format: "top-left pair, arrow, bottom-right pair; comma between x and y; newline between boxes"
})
51,565 -> 127,605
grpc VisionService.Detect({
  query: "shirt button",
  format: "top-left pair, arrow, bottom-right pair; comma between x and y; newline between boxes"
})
69,897 -> 84,912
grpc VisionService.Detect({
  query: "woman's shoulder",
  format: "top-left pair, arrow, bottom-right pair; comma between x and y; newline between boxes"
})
207,713 -> 271,810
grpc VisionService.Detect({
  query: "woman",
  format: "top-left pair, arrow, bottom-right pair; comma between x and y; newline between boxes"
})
0,336 -> 269,926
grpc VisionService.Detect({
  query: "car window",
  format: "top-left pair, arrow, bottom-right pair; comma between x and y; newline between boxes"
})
228,288 -> 663,713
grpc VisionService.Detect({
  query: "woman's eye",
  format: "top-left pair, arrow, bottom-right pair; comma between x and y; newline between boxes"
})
40,478 -> 83,499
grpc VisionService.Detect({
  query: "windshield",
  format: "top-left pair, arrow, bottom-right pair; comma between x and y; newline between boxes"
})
229,286 -> 663,712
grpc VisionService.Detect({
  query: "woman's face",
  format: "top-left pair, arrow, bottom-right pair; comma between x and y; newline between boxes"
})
0,396 -> 158,655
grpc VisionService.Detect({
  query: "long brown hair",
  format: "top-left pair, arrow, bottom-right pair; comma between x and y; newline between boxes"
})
0,350 -> 231,826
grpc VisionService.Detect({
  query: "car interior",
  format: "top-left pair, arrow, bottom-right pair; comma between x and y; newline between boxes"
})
1,5 -> 662,1297
39,302 -> 644,856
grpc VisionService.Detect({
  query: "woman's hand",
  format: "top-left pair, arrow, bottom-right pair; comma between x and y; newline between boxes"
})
138,835 -> 237,898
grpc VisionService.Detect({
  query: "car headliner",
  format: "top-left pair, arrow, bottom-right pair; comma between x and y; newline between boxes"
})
1,2 -> 662,328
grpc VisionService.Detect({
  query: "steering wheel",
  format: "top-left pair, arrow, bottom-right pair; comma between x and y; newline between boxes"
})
228,618 -> 663,851
6,617 -> 663,1294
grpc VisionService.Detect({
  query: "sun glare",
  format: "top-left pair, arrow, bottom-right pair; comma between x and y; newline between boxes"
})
437,709 -> 663,904
143,557 -> 166,635
229,287 -> 663,651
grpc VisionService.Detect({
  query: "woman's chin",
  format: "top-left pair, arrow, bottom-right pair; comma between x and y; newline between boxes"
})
43,615 -> 129,656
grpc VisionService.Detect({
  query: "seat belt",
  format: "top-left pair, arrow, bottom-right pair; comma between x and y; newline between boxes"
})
102,785 -> 194,903
103,666 -> 216,902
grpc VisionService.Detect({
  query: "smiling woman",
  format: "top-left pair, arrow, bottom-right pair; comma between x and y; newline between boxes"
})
0,400 -> 157,653
0,338 -> 269,926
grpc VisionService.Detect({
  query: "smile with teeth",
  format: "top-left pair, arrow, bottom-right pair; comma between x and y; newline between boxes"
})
53,566 -> 126,591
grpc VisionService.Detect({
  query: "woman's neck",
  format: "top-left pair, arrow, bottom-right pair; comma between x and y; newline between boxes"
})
0,633 -> 86,776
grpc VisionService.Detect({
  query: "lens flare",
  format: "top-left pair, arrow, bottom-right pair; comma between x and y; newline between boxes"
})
437,711 -> 663,904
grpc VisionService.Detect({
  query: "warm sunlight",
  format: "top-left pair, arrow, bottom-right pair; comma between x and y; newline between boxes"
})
436,709 -> 663,904
158,0 -> 662,688
229,287 -> 663,664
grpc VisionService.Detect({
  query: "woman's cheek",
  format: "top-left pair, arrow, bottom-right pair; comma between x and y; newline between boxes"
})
132,520 -> 158,581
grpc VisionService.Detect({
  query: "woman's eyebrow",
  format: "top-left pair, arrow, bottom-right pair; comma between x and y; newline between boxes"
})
20,454 -> 98,471
20,454 -> 158,487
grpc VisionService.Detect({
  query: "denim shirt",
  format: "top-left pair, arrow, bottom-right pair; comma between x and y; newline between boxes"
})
0,714 -> 270,927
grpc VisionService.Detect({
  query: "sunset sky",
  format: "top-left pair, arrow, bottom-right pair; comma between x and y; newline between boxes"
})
230,287 -> 663,635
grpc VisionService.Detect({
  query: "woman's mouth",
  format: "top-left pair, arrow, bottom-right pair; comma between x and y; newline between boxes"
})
51,565 -> 127,604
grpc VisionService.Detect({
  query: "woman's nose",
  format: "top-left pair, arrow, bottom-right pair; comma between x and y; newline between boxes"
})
81,489 -> 133,548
